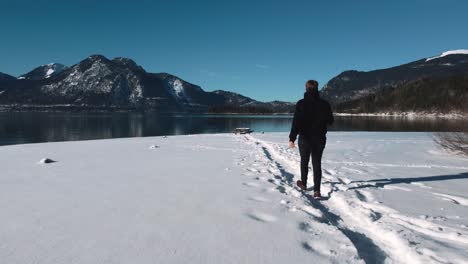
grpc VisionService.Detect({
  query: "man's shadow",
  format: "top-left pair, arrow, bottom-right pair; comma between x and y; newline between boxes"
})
347,172 -> 468,190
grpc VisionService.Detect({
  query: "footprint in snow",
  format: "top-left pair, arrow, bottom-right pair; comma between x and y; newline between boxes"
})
368,210 -> 383,222
246,212 -> 277,222
298,222 -> 313,232
268,168 -> 280,174
354,190 -> 368,202
243,182 -> 260,188
248,196 -> 270,203
255,176 -> 268,181
261,187 -> 276,193
300,206 -> 323,219
267,178 -> 282,185
279,200 -> 299,213
301,240 -> 337,256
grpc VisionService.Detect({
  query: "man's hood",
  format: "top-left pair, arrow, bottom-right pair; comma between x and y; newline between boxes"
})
304,89 -> 320,101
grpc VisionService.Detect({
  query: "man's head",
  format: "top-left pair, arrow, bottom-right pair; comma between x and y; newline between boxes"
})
305,80 -> 319,93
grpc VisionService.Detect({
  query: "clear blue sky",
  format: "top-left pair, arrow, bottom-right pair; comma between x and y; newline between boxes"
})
1,0 -> 467,102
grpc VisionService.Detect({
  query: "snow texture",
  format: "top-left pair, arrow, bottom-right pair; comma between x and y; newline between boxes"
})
45,68 -> 55,78
1,132 -> 467,263
426,49 -> 468,61
166,77 -> 190,104
172,78 -> 185,97
42,63 -> 66,79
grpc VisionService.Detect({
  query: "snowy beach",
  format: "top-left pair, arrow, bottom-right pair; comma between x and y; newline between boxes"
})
1,132 -> 468,263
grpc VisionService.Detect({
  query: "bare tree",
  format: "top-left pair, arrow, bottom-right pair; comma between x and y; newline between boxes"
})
434,132 -> 468,156
434,109 -> 468,157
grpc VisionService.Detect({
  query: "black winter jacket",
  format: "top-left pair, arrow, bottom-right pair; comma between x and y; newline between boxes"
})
289,90 -> 334,142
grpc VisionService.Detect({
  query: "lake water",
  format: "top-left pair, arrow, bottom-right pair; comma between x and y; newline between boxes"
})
0,112 -> 465,146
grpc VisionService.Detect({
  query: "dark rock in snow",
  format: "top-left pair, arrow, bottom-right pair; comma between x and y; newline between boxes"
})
38,158 -> 57,164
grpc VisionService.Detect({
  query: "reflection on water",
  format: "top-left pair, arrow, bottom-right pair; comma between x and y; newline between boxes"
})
0,112 -> 465,146
331,116 -> 464,132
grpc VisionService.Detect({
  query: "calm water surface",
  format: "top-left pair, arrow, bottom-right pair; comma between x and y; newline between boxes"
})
0,112 -> 465,146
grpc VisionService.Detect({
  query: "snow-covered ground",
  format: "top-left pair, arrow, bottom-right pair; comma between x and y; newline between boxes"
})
1,132 -> 468,263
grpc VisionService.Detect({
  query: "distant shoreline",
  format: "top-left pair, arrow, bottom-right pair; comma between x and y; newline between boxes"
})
335,112 -> 468,119
0,104 -> 466,118
0,104 -> 293,115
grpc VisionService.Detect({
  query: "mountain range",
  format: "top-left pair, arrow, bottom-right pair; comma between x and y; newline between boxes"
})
321,50 -> 468,114
1,50 -> 467,114
0,55 -> 294,113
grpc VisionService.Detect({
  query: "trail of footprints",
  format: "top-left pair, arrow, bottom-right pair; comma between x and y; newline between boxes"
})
233,135 -> 349,259
233,134 -> 468,263
234,137 -> 284,224
234,136 -> 389,261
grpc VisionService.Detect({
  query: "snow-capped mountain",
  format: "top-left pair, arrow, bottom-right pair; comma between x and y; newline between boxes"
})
426,49 -> 468,61
38,55 -> 148,106
321,50 -> 468,106
0,55 -> 293,112
18,63 -> 67,80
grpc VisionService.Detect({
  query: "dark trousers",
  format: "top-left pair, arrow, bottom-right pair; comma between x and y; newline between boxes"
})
298,135 -> 326,192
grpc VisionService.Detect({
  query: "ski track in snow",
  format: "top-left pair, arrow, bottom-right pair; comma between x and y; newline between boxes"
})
235,133 -> 468,264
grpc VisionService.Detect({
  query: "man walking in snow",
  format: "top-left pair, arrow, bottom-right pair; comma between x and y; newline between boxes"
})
289,80 -> 334,199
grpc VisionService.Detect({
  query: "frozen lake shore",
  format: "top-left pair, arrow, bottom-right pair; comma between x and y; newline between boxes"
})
1,132 -> 467,263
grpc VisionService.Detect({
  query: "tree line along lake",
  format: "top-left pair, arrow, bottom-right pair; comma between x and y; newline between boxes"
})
0,112 -> 465,146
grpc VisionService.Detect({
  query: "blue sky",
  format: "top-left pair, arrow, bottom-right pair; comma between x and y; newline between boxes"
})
1,0 -> 467,102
